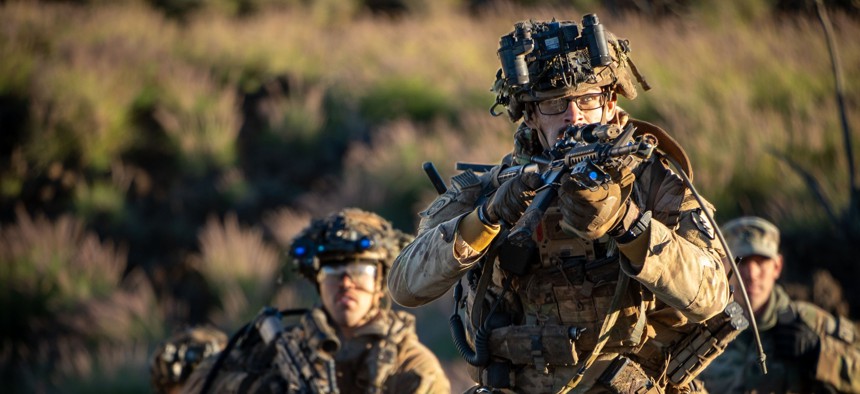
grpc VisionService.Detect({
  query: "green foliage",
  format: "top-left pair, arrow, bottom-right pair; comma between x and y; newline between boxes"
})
2,1 -> 860,391
74,179 -> 126,221
360,77 -> 456,123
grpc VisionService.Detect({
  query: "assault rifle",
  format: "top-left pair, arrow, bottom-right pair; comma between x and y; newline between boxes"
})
458,122 -> 657,246
254,307 -> 340,394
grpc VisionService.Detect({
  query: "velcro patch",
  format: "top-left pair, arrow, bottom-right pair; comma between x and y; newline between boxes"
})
420,192 -> 454,218
692,208 -> 715,240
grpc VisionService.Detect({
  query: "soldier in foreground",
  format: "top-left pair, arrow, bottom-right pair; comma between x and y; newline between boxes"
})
389,13 -> 736,393
699,216 -> 860,393
151,326 -> 228,394
183,208 -> 450,393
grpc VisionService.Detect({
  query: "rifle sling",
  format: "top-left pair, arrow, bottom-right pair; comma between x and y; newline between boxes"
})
630,119 -> 693,181
470,229 -> 508,330
563,269 -> 630,390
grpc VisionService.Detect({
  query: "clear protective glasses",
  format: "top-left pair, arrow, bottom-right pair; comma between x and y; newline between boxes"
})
536,92 -> 606,115
317,261 -> 378,289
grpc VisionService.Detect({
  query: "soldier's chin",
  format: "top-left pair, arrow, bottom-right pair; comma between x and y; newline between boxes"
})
329,309 -> 359,327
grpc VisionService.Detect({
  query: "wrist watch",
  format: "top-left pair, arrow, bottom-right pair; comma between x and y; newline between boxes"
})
614,210 -> 652,244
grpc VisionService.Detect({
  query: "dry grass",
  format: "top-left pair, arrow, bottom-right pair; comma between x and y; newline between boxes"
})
2,1 -> 859,391
0,207 -> 160,392
191,212 -> 282,327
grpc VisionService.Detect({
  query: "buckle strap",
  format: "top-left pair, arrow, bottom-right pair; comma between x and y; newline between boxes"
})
530,335 -> 547,373
564,269 -> 630,390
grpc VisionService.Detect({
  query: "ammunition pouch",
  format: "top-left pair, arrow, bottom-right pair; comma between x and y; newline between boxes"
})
665,301 -> 749,386
488,324 -> 639,367
489,325 -> 579,366
598,355 -> 662,394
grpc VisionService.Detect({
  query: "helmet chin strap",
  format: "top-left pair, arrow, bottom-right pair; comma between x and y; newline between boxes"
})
524,105 -> 553,151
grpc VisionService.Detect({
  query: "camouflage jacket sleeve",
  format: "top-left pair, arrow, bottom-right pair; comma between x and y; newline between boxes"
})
617,158 -> 730,322
389,168 -> 493,307
797,301 -> 860,393
389,155 -> 730,322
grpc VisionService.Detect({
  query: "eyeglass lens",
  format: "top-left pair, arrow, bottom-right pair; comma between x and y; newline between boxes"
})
537,93 -> 605,115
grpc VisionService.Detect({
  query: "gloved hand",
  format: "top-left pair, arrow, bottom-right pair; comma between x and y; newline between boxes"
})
773,318 -> 821,365
558,165 -> 636,239
483,172 -> 543,226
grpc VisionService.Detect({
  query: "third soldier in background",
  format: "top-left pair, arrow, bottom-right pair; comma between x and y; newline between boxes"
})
389,12 -> 738,394
699,216 -> 860,393
151,326 -> 228,394
183,208 -> 449,394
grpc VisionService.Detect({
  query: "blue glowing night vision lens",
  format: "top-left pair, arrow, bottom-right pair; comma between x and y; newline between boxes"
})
293,246 -> 307,256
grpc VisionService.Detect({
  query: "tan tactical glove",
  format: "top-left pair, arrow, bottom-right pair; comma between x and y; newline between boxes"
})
558,166 -> 636,240
483,172 -> 543,226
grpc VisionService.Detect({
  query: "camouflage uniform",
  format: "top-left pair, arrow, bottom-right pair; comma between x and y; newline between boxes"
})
181,208 -> 449,394
699,285 -> 860,393
699,217 -> 860,393
182,307 -> 449,394
389,15 -> 732,394
390,118 -> 729,394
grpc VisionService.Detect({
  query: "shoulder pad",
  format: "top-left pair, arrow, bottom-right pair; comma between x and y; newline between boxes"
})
834,315 -> 856,343
630,119 -> 693,181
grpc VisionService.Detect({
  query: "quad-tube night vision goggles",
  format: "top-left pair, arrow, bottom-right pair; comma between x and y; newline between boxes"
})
498,14 -> 611,88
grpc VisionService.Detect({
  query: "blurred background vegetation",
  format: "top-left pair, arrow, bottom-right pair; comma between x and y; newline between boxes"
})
1,0 -> 859,392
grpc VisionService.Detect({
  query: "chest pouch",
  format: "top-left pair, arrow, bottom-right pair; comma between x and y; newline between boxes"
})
665,301 -> 749,386
497,239 -> 540,276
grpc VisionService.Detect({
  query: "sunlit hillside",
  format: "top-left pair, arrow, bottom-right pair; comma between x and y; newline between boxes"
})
1,0 -> 858,392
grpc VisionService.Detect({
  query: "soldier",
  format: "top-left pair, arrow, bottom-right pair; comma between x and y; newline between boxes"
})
182,208 -> 450,394
699,216 -> 860,393
150,326 -> 228,394
388,14 -> 735,393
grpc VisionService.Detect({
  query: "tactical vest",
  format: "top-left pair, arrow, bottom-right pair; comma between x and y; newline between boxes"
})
334,310 -> 413,394
455,120 -> 739,393
461,203 -> 654,379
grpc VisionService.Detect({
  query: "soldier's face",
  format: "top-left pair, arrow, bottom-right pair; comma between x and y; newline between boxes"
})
736,254 -> 783,315
525,87 -> 617,150
318,261 -> 383,330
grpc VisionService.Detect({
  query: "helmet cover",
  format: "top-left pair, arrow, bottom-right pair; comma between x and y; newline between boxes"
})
491,14 -> 649,122
289,208 -> 413,284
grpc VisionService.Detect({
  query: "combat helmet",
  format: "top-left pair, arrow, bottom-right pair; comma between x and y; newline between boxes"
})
491,13 -> 651,122
289,208 -> 413,287
150,326 -> 227,393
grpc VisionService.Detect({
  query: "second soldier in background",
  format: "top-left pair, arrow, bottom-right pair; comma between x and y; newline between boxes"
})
699,216 -> 860,393
184,208 -> 449,393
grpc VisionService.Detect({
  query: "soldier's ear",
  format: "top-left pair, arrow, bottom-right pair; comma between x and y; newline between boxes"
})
773,254 -> 784,278
603,93 -> 617,121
